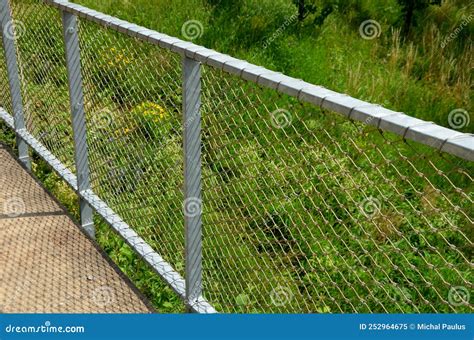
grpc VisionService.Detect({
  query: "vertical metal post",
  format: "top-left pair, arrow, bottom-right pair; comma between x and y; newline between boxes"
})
183,55 -> 203,312
0,0 -> 30,169
61,10 -> 94,238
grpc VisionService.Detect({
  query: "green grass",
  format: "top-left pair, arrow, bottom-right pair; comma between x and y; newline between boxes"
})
0,0 -> 471,313
74,0 -> 472,131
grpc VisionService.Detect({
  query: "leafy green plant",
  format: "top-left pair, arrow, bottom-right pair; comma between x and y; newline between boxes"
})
1,0 -> 469,314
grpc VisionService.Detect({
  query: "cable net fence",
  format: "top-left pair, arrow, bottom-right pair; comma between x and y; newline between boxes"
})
77,16 -> 186,278
199,66 -> 472,313
10,1 -> 75,169
2,0 -> 472,313
0,35 -> 12,115
0,33 -> 13,144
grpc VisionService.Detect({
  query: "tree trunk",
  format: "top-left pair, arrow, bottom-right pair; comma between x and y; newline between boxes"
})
298,0 -> 305,21
402,0 -> 415,36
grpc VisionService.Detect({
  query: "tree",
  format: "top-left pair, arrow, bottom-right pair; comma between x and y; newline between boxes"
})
293,0 -> 317,21
397,0 -> 442,36
292,0 -> 334,26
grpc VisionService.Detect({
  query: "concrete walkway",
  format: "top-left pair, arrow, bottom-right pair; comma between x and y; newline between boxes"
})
0,143 -> 152,313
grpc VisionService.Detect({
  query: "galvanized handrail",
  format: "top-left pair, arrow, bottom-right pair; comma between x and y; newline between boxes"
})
43,0 -> 474,162
0,0 -> 472,314
0,106 -> 216,313
0,0 -> 215,313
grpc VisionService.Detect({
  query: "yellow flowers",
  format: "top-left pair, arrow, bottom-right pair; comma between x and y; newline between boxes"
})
131,101 -> 171,140
110,102 -> 169,139
102,47 -> 132,68
122,127 -> 132,134
135,101 -> 167,123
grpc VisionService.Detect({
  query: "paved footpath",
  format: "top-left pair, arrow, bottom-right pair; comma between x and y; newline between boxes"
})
0,143 -> 153,312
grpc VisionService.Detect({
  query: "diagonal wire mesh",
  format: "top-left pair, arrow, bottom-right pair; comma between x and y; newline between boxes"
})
10,0 -> 75,170
200,65 -> 473,313
0,35 -> 12,115
0,0 -> 471,314
76,17 -> 186,278
0,34 -> 13,141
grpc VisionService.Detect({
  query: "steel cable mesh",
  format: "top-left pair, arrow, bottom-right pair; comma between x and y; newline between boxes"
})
200,65 -> 473,313
76,18 -> 186,276
1,0 -> 471,314
0,35 -> 13,141
10,0 -> 75,170
0,36 -> 12,114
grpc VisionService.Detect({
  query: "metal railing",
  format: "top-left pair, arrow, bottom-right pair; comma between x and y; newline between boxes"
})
0,0 -> 472,313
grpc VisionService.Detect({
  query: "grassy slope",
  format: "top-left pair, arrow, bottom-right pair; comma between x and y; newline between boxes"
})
74,0 -> 472,131
66,0 -> 471,312
1,0 -> 470,313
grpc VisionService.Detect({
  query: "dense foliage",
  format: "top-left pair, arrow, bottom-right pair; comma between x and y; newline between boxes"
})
0,0 -> 471,313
